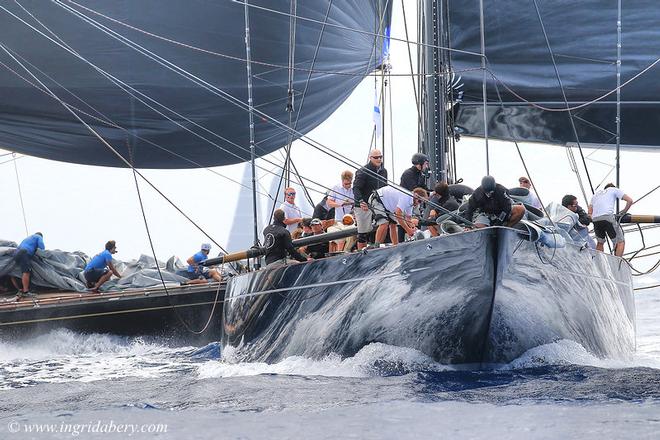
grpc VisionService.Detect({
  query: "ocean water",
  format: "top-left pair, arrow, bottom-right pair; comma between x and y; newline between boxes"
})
1,289 -> 659,439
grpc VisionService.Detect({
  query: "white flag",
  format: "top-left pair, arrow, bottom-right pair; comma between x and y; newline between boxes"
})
373,91 -> 382,142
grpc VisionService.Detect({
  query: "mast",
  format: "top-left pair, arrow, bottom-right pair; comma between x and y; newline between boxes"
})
421,0 -> 448,186
244,0 -> 259,248
615,0 -> 622,212
479,0 -> 489,175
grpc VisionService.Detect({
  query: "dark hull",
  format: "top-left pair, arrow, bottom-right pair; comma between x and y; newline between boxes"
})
0,284 -> 225,342
222,228 -> 635,365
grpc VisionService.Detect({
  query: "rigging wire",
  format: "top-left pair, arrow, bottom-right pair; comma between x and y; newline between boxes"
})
65,0 -> 482,78
127,141 -> 222,334
12,152 -> 29,236
531,0 -> 594,200
0,42 -> 230,255
8,0 -> 467,227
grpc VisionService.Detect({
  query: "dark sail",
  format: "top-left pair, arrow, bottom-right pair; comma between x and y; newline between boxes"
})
449,0 -> 660,148
0,1 -> 391,168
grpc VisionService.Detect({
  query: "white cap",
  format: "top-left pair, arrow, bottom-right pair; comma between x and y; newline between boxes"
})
201,243 -> 212,251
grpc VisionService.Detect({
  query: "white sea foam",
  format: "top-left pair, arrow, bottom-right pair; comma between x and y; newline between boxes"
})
198,342 -> 451,379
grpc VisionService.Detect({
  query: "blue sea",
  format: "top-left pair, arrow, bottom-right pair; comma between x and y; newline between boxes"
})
1,288 -> 659,439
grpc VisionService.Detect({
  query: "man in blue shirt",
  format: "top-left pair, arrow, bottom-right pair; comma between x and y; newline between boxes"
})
11,232 -> 45,298
84,240 -> 122,293
181,243 -> 222,285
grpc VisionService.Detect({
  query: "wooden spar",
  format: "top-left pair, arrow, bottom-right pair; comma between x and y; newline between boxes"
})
201,227 -> 358,266
620,214 -> 660,224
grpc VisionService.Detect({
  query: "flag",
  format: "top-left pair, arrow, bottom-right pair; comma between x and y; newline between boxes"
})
373,90 -> 382,142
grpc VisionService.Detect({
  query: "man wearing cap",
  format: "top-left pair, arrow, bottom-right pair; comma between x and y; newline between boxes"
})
182,243 -> 222,285
303,218 -> 329,259
400,153 -> 430,191
464,176 -> 525,228
84,240 -> 122,293
353,149 -> 388,250
263,209 -> 311,266
518,176 -> 542,210
11,232 -> 45,298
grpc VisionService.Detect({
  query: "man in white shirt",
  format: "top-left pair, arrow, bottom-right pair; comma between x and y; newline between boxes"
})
279,187 -> 303,233
327,170 -> 356,252
369,186 -> 427,245
518,176 -> 542,210
588,183 -> 633,257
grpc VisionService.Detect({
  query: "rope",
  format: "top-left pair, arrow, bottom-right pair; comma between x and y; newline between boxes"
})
12,152 -> 29,235
532,0 -> 594,199
0,42 -> 229,255
635,284 -> 660,291
65,0 -> 484,76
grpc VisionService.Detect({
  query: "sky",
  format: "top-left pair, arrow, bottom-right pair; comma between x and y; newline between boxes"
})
0,2 -> 658,283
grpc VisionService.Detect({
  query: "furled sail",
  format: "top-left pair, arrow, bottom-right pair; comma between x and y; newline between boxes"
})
0,1 -> 391,168
449,0 -> 660,149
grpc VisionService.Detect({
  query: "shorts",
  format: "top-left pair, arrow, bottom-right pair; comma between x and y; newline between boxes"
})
355,204 -> 373,234
472,210 -> 510,227
180,268 -> 211,280
13,248 -> 33,273
368,193 -> 397,226
593,214 -> 624,244
84,268 -> 109,284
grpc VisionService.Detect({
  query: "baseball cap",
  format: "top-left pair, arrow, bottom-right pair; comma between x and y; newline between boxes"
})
201,243 -> 212,251
310,218 -> 322,226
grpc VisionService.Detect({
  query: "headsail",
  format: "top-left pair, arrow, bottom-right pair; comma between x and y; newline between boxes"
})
0,1 -> 392,168
449,0 -> 660,149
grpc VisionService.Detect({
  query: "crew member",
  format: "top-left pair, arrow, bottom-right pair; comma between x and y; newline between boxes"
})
588,183 -> 633,257
84,240 -> 122,293
304,218 -> 329,259
279,187 -> 303,233
371,186 -> 426,245
562,194 -> 595,249
518,176 -> 542,209
400,153 -> 430,191
263,209 -> 310,266
353,149 -> 388,250
11,232 -> 45,298
464,176 -> 525,228
182,243 -> 222,285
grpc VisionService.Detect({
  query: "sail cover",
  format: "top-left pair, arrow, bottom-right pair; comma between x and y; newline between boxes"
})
449,0 -> 660,149
0,1 -> 391,168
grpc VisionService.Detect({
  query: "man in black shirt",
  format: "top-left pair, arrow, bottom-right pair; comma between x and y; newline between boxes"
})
464,176 -> 525,228
400,153 -> 430,191
353,149 -> 388,249
263,209 -> 310,266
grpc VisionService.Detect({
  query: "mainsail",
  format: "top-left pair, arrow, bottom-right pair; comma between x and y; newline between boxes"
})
449,0 -> 660,149
0,0 -> 391,168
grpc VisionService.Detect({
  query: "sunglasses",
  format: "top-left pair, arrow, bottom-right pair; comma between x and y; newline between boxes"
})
519,180 -> 529,184
286,192 -> 296,196
370,155 -> 383,159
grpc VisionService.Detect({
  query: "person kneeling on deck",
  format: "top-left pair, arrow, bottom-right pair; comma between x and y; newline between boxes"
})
263,209 -> 312,267
588,183 -> 633,257
182,243 -> 222,285
11,232 -> 45,298
465,176 -> 525,228
370,186 -> 426,246
84,240 -> 122,293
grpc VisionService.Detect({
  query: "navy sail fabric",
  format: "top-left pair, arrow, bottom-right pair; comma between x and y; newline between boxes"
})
449,0 -> 660,148
0,1 -> 391,168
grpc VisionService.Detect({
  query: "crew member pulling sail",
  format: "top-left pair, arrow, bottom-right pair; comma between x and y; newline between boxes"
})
263,209 -> 310,267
